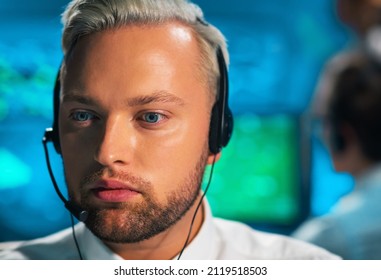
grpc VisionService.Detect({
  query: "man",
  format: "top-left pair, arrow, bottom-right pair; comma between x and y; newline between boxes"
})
292,50 -> 381,259
0,0 -> 338,260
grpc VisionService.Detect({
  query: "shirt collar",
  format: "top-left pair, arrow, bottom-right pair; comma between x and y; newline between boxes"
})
173,198 -> 219,260
76,223 -> 122,260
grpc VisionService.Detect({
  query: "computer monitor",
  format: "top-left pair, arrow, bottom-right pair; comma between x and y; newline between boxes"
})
205,113 -> 303,226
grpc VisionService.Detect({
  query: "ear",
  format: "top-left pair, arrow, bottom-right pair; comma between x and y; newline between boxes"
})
207,151 -> 222,165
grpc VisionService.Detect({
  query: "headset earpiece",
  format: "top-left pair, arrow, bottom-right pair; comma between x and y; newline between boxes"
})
208,47 -> 233,154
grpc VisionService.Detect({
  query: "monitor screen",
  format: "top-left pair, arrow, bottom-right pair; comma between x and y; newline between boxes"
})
205,113 -> 301,225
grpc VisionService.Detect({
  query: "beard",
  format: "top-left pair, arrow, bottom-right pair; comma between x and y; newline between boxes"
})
66,147 -> 209,244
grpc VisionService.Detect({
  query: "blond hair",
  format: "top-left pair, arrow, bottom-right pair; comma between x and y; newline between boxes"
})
61,0 -> 228,97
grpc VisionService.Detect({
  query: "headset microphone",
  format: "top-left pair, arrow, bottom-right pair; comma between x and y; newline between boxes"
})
42,129 -> 88,222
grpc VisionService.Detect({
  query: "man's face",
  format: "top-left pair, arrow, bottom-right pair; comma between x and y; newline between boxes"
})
59,23 -> 214,243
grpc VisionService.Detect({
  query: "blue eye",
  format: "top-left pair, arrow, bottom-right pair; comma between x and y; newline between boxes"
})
142,112 -> 163,123
71,111 -> 94,122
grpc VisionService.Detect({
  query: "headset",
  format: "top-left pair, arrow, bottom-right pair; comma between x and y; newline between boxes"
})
43,45 -> 233,217
42,37 -> 234,259
209,47 -> 234,154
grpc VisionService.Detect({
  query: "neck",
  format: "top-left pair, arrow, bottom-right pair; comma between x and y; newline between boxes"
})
103,193 -> 205,260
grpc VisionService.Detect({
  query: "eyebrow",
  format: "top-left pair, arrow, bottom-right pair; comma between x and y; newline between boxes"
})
62,90 -> 185,107
62,92 -> 97,105
125,91 -> 185,107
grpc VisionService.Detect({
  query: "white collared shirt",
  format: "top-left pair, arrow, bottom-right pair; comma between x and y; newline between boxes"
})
0,199 -> 339,260
292,164 -> 381,259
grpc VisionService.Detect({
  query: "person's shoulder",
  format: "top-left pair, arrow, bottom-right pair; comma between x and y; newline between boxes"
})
0,225 -> 81,260
213,218 -> 340,260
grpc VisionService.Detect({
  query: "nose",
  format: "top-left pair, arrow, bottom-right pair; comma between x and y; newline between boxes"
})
94,115 -> 134,167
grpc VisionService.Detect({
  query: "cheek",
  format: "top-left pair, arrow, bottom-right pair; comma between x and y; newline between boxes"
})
61,144 -> 90,190
140,115 -> 210,184
59,130 -> 98,189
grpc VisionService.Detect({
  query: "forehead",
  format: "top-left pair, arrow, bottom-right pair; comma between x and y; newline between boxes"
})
61,22 -> 210,106
64,22 -> 201,74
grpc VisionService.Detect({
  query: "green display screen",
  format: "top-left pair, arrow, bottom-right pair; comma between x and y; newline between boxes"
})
204,113 -> 300,225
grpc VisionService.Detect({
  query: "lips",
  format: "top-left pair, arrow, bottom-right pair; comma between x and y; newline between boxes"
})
90,179 -> 140,202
